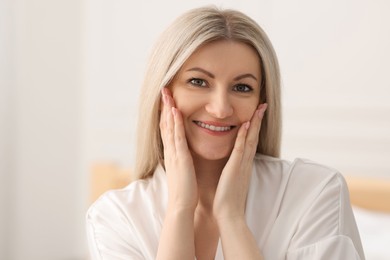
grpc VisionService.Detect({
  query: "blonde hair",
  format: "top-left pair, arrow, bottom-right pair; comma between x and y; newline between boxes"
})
134,6 -> 281,179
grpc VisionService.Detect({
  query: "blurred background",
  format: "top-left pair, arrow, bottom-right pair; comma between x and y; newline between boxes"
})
1,0 -> 389,259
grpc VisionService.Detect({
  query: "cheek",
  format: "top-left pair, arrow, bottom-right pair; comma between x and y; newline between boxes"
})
235,100 -> 259,122
173,99 -> 190,119
173,92 -> 203,117
171,96 -> 193,130
171,88 -> 188,110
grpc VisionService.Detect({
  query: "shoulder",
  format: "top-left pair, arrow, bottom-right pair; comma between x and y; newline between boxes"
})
89,178 -> 148,206
289,157 -> 340,178
254,154 -> 344,186
86,166 -> 167,258
274,157 -> 350,221
287,157 -> 346,193
277,159 -> 364,257
252,155 -> 348,213
87,165 -> 167,224
86,178 -> 151,224
252,153 -> 291,177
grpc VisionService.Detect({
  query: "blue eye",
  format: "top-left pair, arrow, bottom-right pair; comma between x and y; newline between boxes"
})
233,84 -> 253,92
189,78 -> 207,87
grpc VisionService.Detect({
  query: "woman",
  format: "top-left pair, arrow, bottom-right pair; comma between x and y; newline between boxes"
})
86,6 -> 365,260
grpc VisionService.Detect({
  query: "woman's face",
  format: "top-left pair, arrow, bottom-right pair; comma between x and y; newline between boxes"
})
170,40 -> 262,161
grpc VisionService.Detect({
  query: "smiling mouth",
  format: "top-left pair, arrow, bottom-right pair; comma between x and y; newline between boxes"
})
193,121 -> 236,132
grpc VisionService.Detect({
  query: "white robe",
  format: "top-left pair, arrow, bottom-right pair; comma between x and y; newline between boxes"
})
86,155 -> 365,259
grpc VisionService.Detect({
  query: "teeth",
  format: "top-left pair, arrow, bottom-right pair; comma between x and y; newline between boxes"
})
195,121 -> 231,132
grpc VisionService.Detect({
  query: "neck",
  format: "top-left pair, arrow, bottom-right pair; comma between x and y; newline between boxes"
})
192,153 -> 228,212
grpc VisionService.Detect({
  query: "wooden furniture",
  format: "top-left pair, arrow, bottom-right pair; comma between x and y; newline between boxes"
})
90,163 -> 132,203
345,175 -> 390,212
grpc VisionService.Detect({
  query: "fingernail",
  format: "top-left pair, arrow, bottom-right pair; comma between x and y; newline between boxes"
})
245,121 -> 250,130
258,103 -> 268,118
171,107 -> 177,116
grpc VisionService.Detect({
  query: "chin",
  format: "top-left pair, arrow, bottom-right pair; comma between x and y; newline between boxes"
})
190,145 -> 232,162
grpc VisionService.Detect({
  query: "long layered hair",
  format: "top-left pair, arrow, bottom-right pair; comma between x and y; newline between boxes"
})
134,6 -> 281,179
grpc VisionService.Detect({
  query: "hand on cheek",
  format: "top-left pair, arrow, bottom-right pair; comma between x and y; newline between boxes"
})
159,88 -> 198,212
213,103 -> 268,222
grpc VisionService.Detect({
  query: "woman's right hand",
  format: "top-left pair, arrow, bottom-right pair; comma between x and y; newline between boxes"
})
157,88 -> 197,259
160,88 -> 198,213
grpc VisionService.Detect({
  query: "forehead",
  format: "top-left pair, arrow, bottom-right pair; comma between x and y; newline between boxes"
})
179,40 -> 261,78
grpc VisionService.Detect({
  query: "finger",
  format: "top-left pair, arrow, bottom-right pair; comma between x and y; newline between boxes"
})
172,107 -> 190,156
160,89 -> 175,155
243,103 -> 267,158
165,97 -> 175,155
159,90 -> 169,146
159,93 -> 167,144
228,121 -> 250,165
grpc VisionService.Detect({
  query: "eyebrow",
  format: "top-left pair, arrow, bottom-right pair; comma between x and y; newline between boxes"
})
234,73 -> 258,82
186,67 -> 215,78
186,67 -> 258,82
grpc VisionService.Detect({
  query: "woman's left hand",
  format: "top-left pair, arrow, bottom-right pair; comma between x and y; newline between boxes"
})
213,103 -> 267,222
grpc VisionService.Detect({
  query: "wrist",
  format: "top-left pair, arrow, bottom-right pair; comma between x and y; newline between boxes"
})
166,204 -> 196,218
216,215 -> 247,230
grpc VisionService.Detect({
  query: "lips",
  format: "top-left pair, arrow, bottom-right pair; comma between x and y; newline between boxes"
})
193,120 -> 236,132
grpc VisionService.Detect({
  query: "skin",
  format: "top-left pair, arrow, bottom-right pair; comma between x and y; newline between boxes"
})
157,40 -> 267,260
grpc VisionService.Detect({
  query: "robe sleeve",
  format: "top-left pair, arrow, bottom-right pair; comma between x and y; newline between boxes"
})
286,172 -> 365,260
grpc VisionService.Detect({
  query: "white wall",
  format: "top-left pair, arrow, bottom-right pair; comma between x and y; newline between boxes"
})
271,0 -> 390,176
0,0 -> 15,257
2,0 -> 87,259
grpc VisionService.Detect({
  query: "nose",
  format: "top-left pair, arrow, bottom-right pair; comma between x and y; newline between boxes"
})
205,90 -> 233,119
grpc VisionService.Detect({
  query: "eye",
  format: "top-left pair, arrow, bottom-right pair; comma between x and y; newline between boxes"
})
189,78 -> 207,87
233,84 -> 253,93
